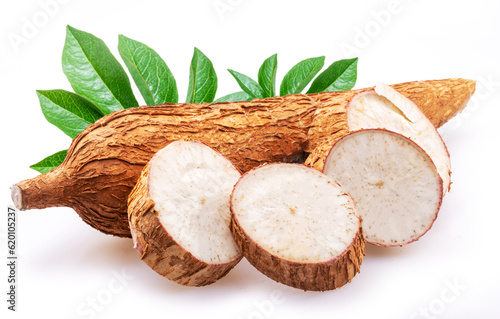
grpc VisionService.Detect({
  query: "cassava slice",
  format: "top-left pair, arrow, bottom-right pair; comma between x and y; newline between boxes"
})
323,129 -> 443,246
127,141 -> 242,286
230,164 -> 364,291
13,79 -> 474,237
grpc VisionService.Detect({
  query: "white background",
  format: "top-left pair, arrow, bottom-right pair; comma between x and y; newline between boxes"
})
1,0 -> 500,318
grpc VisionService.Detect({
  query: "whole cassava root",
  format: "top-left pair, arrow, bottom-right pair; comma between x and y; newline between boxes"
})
12,78 -> 475,237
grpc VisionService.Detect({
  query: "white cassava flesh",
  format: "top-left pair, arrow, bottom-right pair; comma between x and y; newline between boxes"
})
346,83 -> 451,195
230,164 -> 364,291
127,141 -> 242,286
323,129 -> 443,246
149,142 -> 242,263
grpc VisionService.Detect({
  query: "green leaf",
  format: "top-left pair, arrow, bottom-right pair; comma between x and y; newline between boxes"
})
228,69 -> 265,99
280,56 -> 325,96
186,48 -> 218,103
30,150 -> 68,174
214,91 -> 252,103
118,35 -> 178,106
62,25 -> 138,114
258,53 -> 278,98
36,90 -> 104,139
307,57 -> 358,93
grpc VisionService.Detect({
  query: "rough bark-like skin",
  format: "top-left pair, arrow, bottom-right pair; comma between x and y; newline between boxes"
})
393,78 -> 476,128
127,163 -> 242,286
230,213 -> 365,291
302,90 -> 358,170
12,78 -> 475,237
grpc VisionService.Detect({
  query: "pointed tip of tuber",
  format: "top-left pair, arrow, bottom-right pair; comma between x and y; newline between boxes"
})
10,185 -> 23,210
391,78 -> 477,128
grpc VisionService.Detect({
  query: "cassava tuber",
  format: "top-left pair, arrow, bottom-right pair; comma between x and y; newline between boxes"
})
11,78 -> 475,237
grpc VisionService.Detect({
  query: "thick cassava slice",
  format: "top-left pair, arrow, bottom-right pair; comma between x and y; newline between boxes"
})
13,79 -> 474,237
323,129 -> 443,246
230,164 -> 364,291
128,141 -> 242,286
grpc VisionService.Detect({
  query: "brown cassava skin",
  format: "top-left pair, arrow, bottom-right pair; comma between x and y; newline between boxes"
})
393,78 -> 476,128
12,78 -> 475,237
230,212 -> 365,291
127,163 -> 242,286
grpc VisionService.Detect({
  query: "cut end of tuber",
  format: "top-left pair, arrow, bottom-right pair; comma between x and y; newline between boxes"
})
231,163 -> 364,291
346,83 -> 451,195
324,129 -> 443,246
10,186 -> 22,210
